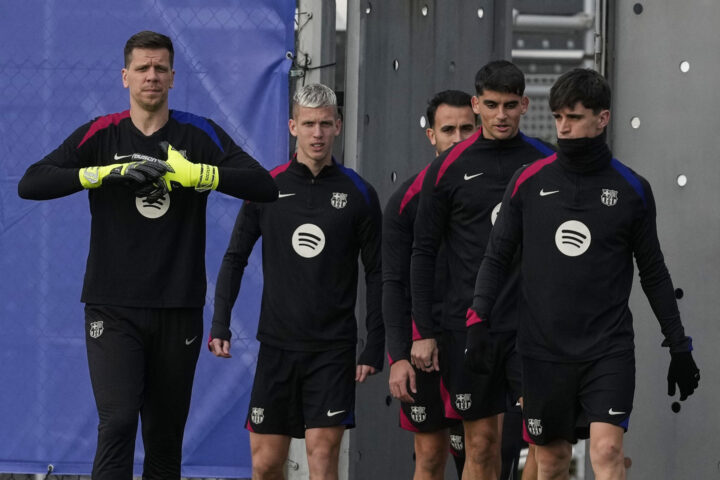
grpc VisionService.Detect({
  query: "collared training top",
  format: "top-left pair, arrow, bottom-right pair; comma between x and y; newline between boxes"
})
472,148 -> 689,362
18,110 -> 277,308
212,158 -> 384,370
411,129 -> 554,336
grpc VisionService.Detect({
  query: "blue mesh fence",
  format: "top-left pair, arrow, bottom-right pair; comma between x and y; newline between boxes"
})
0,1 -> 294,478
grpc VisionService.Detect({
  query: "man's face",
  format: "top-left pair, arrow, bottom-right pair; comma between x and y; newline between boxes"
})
472,90 -> 528,141
552,102 -> 610,139
288,105 -> 341,165
122,48 -> 174,113
426,104 -> 477,155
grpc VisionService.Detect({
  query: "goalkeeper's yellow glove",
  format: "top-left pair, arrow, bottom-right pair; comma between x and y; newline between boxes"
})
160,142 -> 219,192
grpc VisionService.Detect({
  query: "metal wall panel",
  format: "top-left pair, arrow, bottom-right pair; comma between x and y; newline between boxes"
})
610,1 -> 720,477
345,1 -> 511,478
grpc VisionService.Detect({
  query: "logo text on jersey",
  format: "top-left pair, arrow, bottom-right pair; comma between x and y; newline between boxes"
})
330,192 -> 348,209
136,194 -> 170,219
292,223 -> 326,258
464,173 -> 484,181
539,189 -> 559,196
326,409 -> 346,417
608,408 -> 626,415
185,336 -> 197,346
114,153 -> 133,161
278,192 -> 296,198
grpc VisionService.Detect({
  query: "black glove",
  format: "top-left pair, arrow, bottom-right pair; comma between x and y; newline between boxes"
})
103,155 -> 169,188
667,351 -> 700,401
464,320 -> 494,374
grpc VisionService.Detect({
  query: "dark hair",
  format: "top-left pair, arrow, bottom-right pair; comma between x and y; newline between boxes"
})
474,60 -> 525,96
426,90 -> 473,128
124,31 -> 174,68
549,68 -> 611,113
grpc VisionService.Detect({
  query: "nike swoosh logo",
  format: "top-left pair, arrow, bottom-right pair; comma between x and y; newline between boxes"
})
278,193 -> 296,198
464,173 -> 484,181
114,153 -> 133,161
608,408 -> 626,415
185,336 -> 198,346
326,409 -> 346,417
539,189 -> 559,196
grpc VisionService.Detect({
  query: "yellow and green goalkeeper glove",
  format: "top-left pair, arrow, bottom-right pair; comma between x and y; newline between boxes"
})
159,142 -> 219,192
78,155 -> 169,189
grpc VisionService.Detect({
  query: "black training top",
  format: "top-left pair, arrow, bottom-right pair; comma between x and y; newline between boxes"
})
411,128 -> 554,336
212,158 -> 384,370
18,109 -> 277,308
383,167 -> 447,364
472,138 -> 689,361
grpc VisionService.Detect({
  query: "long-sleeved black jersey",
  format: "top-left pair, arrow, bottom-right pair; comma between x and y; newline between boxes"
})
212,158 -> 385,370
411,129 -> 554,336
18,110 -> 277,308
383,167 -> 447,364
473,146 -> 689,362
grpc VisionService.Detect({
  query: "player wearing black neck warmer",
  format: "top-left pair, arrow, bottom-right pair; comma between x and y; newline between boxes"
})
469,68 -> 699,479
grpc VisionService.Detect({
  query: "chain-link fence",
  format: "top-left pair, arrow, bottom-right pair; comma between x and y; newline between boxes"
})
0,1 -> 293,478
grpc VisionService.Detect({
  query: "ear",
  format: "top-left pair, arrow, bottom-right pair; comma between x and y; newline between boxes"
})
520,96 -> 530,114
334,116 -> 343,136
288,118 -> 297,137
122,68 -> 129,88
426,128 -> 437,146
169,69 -> 175,89
471,95 -> 481,115
598,109 -> 610,129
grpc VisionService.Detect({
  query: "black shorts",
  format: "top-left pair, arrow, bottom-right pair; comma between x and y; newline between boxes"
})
399,367 -> 457,433
522,350 -> 635,445
440,329 -> 521,421
246,344 -> 356,438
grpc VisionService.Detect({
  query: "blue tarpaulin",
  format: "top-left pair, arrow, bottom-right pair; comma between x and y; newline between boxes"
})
0,1 -> 294,477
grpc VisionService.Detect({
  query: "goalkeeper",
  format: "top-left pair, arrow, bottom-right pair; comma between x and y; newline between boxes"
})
17,30 -> 277,480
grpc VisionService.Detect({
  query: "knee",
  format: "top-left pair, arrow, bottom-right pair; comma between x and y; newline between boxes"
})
98,409 -> 138,439
251,453 -> 286,479
306,441 -> 340,467
465,431 -> 499,465
590,436 -> 624,467
535,445 -> 572,476
414,444 -> 447,475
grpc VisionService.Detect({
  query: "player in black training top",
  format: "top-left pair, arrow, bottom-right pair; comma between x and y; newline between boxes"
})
17,31 -> 277,480
411,61 -> 554,479
210,83 -> 383,480
384,89 -> 477,479
469,68 -> 700,479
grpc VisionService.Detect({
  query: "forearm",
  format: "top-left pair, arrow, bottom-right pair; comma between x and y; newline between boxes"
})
383,280 -> 412,362
18,163 -> 83,200
410,251 -> 437,338
216,165 -> 278,201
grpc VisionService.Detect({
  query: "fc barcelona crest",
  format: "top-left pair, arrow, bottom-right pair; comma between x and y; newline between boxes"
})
450,434 -> 464,452
410,406 -> 427,423
330,192 -> 348,209
455,393 -> 472,411
89,321 -> 104,339
601,189 -> 618,206
527,418 -> 543,436
251,407 -> 265,424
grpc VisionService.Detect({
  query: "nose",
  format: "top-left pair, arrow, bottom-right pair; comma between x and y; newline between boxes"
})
557,118 -> 570,134
496,106 -> 508,120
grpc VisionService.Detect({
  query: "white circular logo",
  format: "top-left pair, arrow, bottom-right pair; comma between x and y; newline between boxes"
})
555,220 -> 591,257
136,194 -> 170,219
491,202 -> 502,225
292,223 -> 326,258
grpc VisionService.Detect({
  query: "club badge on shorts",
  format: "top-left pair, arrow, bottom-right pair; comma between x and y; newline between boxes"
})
450,434 -> 464,452
455,393 -> 472,411
527,418 -> 543,436
410,406 -> 427,423
251,407 -> 265,424
89,321 -> 104,339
